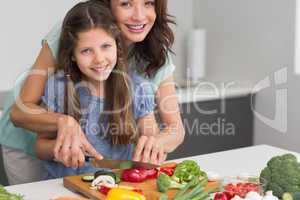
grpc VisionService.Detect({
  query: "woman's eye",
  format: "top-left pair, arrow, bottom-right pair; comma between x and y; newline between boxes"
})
81,49 -> 91,54
102,44 -> 112,49
120,1 -> 131,8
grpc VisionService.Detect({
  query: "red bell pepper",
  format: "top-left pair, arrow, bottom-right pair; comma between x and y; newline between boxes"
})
143,168 -> 158,179
99,185 -> 144,195
214,192 -> 228,200
159,167 -> 175,176
121,168 -> 158,183
122,169 -> 147,182
99,185 -> 112,195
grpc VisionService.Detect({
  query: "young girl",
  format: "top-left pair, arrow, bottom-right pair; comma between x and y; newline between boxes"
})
35,0 -> 157,178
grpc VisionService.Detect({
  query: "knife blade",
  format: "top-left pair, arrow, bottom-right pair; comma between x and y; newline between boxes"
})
85,156 -> 159,169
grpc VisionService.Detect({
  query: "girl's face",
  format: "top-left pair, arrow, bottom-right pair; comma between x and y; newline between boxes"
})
110,0 -> 156,46
72,28 -> 117,86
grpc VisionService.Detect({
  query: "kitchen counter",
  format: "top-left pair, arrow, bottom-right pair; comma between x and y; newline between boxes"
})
176,80 -> 256,104
5,144 -> 299,200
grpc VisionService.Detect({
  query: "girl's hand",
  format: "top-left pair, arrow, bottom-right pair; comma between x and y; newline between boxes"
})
54,116 -> 103,168
132,135 -> 167,165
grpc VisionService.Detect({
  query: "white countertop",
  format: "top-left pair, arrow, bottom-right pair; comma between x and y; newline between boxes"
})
5,144 -> 299,200
176,81 -> 256,104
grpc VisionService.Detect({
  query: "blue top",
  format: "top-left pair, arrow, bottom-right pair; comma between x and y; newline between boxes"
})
42,71 -> 155,179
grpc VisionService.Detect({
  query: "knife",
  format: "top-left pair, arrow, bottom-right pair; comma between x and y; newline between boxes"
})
85,156 -> 159,170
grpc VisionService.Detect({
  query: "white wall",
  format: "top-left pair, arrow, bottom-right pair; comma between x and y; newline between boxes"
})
0,0 -> 193,92
0,0 -> 81,91
168,0 -> 195,83
194,0 -> 300,152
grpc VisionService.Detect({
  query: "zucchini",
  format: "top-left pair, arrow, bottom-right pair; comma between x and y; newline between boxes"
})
81,175 -> 95,182
94,170 -> 117,182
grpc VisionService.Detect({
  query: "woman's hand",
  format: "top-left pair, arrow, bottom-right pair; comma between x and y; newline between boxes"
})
132,135 -> 167,165
54,116 -> 103,168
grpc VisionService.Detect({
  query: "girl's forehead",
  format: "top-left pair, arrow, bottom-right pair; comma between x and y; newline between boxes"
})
76,28 -> 114,42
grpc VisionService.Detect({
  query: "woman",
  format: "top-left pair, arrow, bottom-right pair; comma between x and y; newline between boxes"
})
0,0 -> 185,184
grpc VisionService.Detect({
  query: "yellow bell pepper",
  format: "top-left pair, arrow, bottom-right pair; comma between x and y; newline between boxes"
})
105,188 -> 146,200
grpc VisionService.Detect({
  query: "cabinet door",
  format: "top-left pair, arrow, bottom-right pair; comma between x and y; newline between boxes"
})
167,95 -> 254,160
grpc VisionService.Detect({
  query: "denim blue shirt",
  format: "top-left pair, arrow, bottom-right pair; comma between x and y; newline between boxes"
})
42,71 -> 155,179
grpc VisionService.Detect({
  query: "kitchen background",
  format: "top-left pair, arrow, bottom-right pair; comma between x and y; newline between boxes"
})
0,0 -> 300,184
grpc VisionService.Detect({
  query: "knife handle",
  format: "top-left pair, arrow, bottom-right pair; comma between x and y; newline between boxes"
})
84,155 -> 94,162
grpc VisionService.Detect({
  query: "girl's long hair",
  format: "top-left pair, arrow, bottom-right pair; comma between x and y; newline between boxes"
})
56,0 -> 137,145
103,0 -> 175,77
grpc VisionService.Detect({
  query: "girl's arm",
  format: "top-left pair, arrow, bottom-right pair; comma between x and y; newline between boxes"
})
35,133 -> 56,161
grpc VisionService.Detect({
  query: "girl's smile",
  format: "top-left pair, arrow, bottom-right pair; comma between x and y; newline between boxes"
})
72,28 -> 117,88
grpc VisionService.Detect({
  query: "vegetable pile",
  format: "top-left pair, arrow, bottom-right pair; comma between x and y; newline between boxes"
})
173,160 -> 208,184
260,153 -> 300,198
157,160 -> 208,192
157,160 -> 215,200
0,185 -> 24,200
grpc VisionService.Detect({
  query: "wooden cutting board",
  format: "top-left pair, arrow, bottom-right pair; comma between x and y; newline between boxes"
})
63,172 -> 220,200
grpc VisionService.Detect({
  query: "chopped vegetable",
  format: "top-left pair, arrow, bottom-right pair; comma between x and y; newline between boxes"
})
91,175 -> 115,188
224,182 -> 261,198
94,170 -> 120,184
94,170 -> 116,180
122,169 -> 147,182
172,177 -> 214,200
245,191 -> 263,200
81,175 -> 94,182
283,193 -> 294,200
214,192 -> 229,200
105,188 -> 146,200
143,168 -> 158,179
159,194 -> 168,200
160,166 -> 175,176
0,185 -> 24,200
262,191 -> 279,200
121,168 -> 158,183
173,177 -> 200,198
157,172 -> 187,192
172,160 -> 208,184
260,154 -> 300,198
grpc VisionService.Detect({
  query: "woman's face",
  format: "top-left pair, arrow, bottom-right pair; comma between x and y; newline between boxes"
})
110,0 -> 156,46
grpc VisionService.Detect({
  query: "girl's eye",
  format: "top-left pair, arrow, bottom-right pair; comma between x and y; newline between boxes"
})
145,0 -> 155,7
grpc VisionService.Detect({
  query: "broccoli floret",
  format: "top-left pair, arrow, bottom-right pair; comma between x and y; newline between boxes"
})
157,173 -> 187,192
260,153 -> 300,198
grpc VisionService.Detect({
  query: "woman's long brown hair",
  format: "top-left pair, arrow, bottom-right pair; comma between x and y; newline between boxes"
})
56,0 -> 137,145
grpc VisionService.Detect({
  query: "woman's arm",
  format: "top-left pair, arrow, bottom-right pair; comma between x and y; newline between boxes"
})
133,76 -> 185,164
35,133 -> 56,160
10,43 -> 62,133
155,75 -> 185,153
